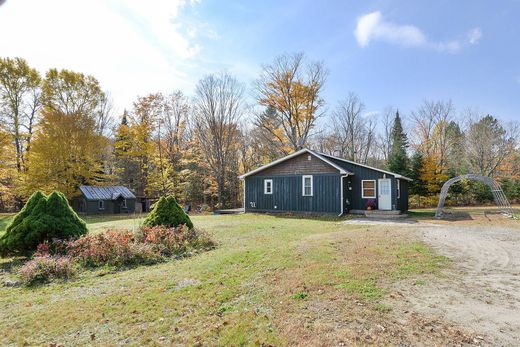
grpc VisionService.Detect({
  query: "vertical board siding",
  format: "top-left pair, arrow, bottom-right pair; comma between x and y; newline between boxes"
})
245,174 -> 341,214
325,157 -> 409,212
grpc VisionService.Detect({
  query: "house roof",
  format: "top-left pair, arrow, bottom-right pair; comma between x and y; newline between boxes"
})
238,148 -> 353,179
79,186 -> 136,201
317,152 -> 413,181
238,148 -> 413,181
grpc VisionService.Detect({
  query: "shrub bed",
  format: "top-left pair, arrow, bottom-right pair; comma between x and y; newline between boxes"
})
18,256 -> 76,285
18,225 -> 216,285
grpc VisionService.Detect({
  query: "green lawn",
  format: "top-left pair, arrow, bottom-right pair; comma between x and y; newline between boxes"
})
0,214 -> 13,236
0,213 -> 448,346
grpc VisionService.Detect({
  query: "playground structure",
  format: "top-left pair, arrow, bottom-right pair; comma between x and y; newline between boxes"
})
435,174 -> 516,218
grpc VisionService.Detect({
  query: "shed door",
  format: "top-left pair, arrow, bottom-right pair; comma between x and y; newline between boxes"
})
378,179 -> 392,210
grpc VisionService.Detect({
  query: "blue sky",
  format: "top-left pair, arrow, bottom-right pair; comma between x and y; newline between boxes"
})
1,0 -> 519,122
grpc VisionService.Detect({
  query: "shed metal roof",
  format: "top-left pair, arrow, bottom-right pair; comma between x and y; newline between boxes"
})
79,186 -> 136,201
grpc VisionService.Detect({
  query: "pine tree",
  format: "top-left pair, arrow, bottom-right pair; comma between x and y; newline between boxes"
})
0,191 -> 87,256
387,111 -> 409,175
409,152 -> 428,196
143,195 -> 193,229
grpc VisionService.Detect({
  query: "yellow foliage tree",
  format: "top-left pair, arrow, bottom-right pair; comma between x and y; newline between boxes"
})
0,128 -> 17,210
255,53 -> 327,152
23,109 -> 108,198
419,153 -> 448,195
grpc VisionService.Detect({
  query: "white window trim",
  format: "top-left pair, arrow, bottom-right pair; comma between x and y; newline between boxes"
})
302,175 -> 313,196
98,200 -> 105,210
122,198 -> 127,208
264,179 -> 273,194
361,180 -> 376,199
396,179 -> 400,199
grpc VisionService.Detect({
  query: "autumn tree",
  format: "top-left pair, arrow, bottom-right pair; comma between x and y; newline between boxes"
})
24,109 -> 108,198
42,68 -> 104,115
253,105 -> 291,158
255,52 -> 327,152
387,111 -> 409,175
0,127 -> 16,210
465,115 -> 518,177
410,100 -> 456,194
0,57 -> 41,173
114,111 -> 140,190
193,72 -> 244,208
329,93 -> 376,163
378,107 -> 397,162
126,94 -> 162,197
160,91 -> 190,196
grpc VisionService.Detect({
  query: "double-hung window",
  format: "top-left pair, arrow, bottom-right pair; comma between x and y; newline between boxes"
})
122,198 -> 127,208
98,200 -> 105,210
361,180 -> 376,198
396,179 -> 400,199
302,175 -> 313,196
264,179 -> 273,194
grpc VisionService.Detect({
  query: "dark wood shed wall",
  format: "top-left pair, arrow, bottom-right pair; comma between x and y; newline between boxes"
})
245,174 -> 341,214
74,198 -> 136,215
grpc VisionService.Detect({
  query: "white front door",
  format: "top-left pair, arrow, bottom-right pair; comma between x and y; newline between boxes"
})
378,179 -> 392,210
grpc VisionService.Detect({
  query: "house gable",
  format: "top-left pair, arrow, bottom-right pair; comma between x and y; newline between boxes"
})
239,149 -> 349,179
259,152 -> 339,176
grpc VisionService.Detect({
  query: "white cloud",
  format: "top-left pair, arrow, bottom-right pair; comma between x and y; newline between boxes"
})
354,11 -> 481,54
0,0 -> 209,113
354,12 -> 426,48
468,27 -> 482,45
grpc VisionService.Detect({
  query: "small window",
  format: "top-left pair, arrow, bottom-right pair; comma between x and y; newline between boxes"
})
98,200 -> 105,210
302,175 -> 313,196
122,198 -> 127,208
361,180 -> 376,198
396,179 -> 400,199
264,179 -> 273,194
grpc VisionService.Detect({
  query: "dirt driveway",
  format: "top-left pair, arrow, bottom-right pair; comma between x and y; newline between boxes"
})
352,215 -> 520,346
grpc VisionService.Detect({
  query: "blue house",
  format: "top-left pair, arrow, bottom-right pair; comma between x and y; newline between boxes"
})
239,148 -> 411,215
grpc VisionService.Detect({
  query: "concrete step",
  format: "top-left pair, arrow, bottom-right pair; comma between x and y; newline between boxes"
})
365,210 -> 402,215
365,210 -> 408,219
365,214 -> 409,219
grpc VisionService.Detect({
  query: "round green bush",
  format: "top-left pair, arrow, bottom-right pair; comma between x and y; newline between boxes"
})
0,191 -> 87,256
143,195 -> 193,229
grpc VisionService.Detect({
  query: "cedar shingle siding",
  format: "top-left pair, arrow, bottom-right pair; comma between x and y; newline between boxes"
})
260,153 -> 339,176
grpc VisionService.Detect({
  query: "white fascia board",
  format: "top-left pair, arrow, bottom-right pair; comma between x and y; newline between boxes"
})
318,152 -> 413,181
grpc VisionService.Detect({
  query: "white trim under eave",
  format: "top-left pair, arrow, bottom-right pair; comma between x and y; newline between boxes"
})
237,148 -> 351,179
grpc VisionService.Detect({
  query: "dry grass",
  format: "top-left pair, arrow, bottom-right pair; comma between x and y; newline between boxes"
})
0,213 -> 473,346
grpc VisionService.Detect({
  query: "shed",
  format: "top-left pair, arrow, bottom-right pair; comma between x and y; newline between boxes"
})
73,186 -> 137,215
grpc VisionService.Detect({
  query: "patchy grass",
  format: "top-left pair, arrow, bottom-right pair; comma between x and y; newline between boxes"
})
408,209 -> 436,218
0,213 -> 449,345
0,214 -> 13,236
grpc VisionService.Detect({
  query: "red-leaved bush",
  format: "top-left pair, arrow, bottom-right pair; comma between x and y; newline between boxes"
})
18,225 -> 215,284
67,230 -> 161,267
18,256 -> 76,285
